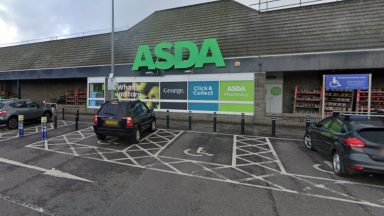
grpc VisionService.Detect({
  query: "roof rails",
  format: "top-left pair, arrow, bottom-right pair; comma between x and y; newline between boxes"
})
250,0 -> 344,12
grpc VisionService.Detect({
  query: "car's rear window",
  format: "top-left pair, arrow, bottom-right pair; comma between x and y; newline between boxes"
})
358,128 -> 384,144
0,103 -> 4,109
98,101 -> 130,116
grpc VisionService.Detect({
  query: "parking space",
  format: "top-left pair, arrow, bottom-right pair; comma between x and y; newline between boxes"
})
24,126 -> 384,211
0,120 -> 74,142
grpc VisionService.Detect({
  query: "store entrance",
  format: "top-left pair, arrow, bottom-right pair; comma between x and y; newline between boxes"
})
266,84 -> 283,113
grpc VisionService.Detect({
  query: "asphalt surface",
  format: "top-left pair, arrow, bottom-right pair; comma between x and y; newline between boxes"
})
0,120 -> 384,216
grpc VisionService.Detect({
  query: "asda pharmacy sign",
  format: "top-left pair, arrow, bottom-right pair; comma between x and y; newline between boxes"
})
132,38 -> 226,71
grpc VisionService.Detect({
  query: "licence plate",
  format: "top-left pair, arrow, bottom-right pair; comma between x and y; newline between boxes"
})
104,119 -> 119,126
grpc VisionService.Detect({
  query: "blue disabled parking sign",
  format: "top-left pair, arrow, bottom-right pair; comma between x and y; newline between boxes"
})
325,74 -> 369,90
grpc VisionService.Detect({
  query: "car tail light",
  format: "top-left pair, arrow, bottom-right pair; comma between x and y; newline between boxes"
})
93,115 -> 98,125
126,117 -> 134,128
352,165 -> 364,171
342,137 -> 366,148
0,110 -> 7,117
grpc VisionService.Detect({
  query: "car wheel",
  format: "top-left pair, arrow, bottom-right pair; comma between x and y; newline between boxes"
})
96,133 -> 106,141
7,116 -> 18,129
150,119 -> 156,132
303,133 -> 314,151
132,128 -> 141,144
43,111 -> 52,122
332,151 -> 349,177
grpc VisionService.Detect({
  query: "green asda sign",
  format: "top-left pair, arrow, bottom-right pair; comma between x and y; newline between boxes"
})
132,38 -> 226,71
219,80 -> 254,113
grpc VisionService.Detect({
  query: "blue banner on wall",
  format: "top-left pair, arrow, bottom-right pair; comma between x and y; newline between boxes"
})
188,81 -> 219,100
188,103 -> 218,111
325,74 -> 369,90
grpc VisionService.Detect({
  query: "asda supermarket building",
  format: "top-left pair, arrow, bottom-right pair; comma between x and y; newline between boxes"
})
0,0 -> 384,125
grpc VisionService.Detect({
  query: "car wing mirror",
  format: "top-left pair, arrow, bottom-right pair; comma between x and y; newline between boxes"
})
315,123 -> 323,128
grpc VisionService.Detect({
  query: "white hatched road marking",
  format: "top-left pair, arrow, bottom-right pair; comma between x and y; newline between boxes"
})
0,120 -> 75,142
25,128 -> 384,209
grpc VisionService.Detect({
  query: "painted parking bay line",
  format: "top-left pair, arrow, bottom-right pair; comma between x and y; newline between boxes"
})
0,157 -> 92,183
26,128 -> 384,209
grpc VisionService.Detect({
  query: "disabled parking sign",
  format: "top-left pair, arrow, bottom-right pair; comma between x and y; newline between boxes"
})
325,74 -> 369,90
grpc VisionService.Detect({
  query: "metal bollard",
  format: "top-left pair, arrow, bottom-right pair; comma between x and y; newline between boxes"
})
54,114 -> 58,129
62,108 -> 65,120
213,112 -> 217,132
188,111 -> 192,130
306,116 -> 311,129
52,106 -> 57,129
75,109 -> 79,131
272,114 -> 276,137
166,110 -> 170,129
18,115 -> 24,137
241,113 -> 245,135
41,116 -> 48,149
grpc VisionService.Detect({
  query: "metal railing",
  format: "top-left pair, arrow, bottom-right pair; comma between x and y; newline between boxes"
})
251,0 -> 344,12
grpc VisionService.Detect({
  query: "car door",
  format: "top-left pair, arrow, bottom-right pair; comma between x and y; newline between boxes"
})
26,101 -> 42,119
313,117 -> 334,155
132,102 -> 146,129
139,102 -> 152,130
322,119 -> 346,158
13,101 -> 30,119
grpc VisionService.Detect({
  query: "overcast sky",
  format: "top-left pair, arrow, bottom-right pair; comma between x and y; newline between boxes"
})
0,0 -> 336,45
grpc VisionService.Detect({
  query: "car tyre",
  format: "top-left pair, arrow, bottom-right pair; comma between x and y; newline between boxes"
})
303,133 -> 314,151
332,151 -> 349,177
7,116 -> 18,129
150,119 -> 156,132
96,133 -> 106,141
132,127 -> 141,144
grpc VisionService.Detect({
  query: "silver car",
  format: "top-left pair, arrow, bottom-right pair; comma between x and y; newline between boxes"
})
0,99 -> 52,129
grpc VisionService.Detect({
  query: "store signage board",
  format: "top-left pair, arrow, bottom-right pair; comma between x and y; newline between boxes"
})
219,80 -> 254,113
132,38 -> 226,71
325,74 -> 369,90
112,73 -> 255,115
160,82 -> 188,110
188,81 -> 219,100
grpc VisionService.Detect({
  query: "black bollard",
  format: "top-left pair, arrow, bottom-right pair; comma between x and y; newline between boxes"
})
54,114 -> 58,129
166,110 -> 170,129
62,108 -> 65,120
188,111 -> 192,130
75,109 -> 79,131
213,112 -> 217,132
241,113 -> 245,135
272,114 -> 276,137
306,116 -> 310,130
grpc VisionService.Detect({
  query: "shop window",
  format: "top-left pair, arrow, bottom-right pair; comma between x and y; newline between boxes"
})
88,83 -> 105,108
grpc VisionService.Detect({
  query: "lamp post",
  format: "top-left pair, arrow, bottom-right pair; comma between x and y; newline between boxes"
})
108,0 -> 115,100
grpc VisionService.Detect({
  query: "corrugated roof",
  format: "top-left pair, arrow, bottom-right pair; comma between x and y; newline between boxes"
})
0,0 -> 383,72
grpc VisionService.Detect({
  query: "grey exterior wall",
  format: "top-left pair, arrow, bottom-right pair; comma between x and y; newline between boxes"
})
20,79 -> 87,103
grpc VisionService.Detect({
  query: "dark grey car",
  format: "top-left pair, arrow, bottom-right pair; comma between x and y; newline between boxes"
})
0,99 -> 52,129
304,114 -> 384,176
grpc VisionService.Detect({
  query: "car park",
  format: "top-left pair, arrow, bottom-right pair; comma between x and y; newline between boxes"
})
93,100 -> 156,143
304,114 -> 384,176
0,99 -> 53,129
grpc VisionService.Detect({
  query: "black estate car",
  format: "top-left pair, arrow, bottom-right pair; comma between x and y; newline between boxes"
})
304,114 -> 384,176
93,100 -> 156,143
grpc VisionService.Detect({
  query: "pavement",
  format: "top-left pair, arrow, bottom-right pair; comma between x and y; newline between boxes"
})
0,119 -> 383,216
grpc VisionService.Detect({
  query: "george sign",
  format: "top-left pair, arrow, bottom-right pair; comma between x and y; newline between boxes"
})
132,38 -> 226,71
160,82 -> 187,100
160,82 -> 188,110
325,74 -> 369,90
